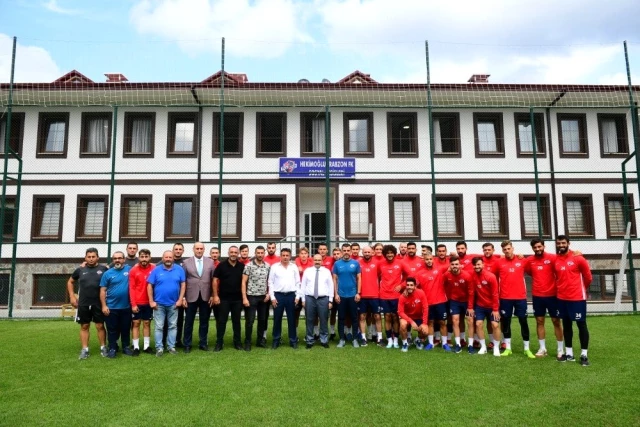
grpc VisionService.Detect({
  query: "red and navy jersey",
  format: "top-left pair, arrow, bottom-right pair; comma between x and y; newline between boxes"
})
482,254 -> 502,275
554,254 -> 592,301
401,256 -> 426,280
470,270 -> 499,311
358,257 -> 380,298
524,252 -> 557,297
496,256 -> 527,300
416,266 -> 448,305
398,289 -> 428,323
379,258 -> 404,300
442,270 -> 473,304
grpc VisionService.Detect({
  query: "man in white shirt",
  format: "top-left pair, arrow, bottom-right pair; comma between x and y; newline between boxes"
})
267,248 -> 301,349
300,255 -> 334,349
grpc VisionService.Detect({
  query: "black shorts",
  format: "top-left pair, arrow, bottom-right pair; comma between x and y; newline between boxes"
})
76,305 -> 104,324
132,304 -> 153,321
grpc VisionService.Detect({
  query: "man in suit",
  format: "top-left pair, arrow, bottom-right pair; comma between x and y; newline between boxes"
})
182,242 -> 215,353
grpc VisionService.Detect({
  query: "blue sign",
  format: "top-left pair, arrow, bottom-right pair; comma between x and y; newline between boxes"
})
279,158 -> 356,179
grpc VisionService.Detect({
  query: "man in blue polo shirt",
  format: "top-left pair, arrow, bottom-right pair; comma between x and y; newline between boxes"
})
333,243 -> 362,348
147,250 -> 186,357
99,251 -> 133,358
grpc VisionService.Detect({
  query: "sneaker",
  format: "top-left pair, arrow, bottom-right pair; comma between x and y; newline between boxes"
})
580,355 -> 590,367
107,349 -> 116,359
493,350 -> 501,357
377,339 -> 386,347
346,333 -> 353,341
478,347 -> 487,355
100,347 -> 109,357
424,343 -> 434,351
123,347 -> 134,356
78,349 -> 89,360
352,339 -> 360,348
502,348 -> 512,357
453,344 -> 462,354
386,340 -> 393,349
468,346 -> 476,355
556,353 -> 566,362
416,340 -> 424,351
360,338 -> 368,347
442,344 -> 452,352
535,349 -> 548,358
133,348 -> 140,357
524,349 -> 535,359
566,354 -> 576,362
143,347 -> 154,354
392,340 -> 400,349
337,340 -> 346,348
156,348 -> 164,357
460,339 -> 468,348
168,348 -> 177,355
401,343 -> 409,352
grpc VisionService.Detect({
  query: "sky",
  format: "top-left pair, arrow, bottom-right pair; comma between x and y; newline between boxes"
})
1,0 -> 640,85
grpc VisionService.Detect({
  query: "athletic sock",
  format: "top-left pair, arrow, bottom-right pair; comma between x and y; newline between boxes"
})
581,349 -> 588,357
100,345 -> 105,350
489,333 -> 494,342
538,339 -> 546,351
442,336 -> 448,345
493,339 -> 500,349
344,326 -> 349,335
428,335 -> 434,345
263,330 -> 267,339
143,337 -> 150,349
455,337 -> 461,346
505,338 -> 512,350
557,341 -> 564,353
434,331 -> 441,340
402,339 -> 408,345
523,340 -> 530,351
393,337 -> 398,345
566,347 -> 574,357
361,333 -> 367,340
133,338 -> 140,350
460,332 -> 466,340
377,332 -> 382,340
468,337 -> 475,347
480,340 -> 486,350
83,346 -> 89,351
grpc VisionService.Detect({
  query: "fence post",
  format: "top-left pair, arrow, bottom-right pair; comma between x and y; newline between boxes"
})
529,107 -> 543,238
426,41 -> 438,245
106,105 -> 118,258
1,36 -> 17,261
217,37 -> 225,250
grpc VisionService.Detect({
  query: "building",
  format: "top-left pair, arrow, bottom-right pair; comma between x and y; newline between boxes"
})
0,69 -> 638,316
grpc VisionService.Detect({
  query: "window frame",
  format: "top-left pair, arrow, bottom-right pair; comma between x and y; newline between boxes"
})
213,112 -> 244,157
36,112 -> 69,158
432,112 -> 461,157
557,113 -> 589,158
123,112 -> 156,158
75,195 -> 109,241
2,195 -> 16,242
518,193 -> 552,239
343,112 -> 374,157
434,194 -> 465,239
256,112 -> 287,157
79,112 -> 112,158
604,194 -> 636,238
473,112 -> 505,158
389,194 -> 421,239
31,195 -> 64,241
300,112 -> 330,157
344,194 -> 376,240
119,195 -> 152,241
255,195 -> 286,240
476,194 -> 509,239
165,195 -> 197,241
167,112 -> 198,157
32,274 -> 74,306
562,194 -> 595,238
514,112 -> 546,158
597,113 -> 629,158
387,112 -> 418,157
0,112 -> 25,156
211,195 -> 243,241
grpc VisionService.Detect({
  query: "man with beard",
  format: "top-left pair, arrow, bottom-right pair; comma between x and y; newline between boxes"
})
442,256 -> 474,353
398,278 -> 429,352
242,245 -> 270,350
124,242 -> 139,267
166,243 -> 186,348
212,246 -> 245,352
264,242 -> 280,266
416,253 -> 449,351
396,242 -> 408,260
333,244 -> 361,348
182,242 -> 215,353
100,252 -> 133,358
128,248 -> 155,355
358,246 -> 383,346
318,243 -> 337,339
401,241 -> 426,279
380,245 -> 404,349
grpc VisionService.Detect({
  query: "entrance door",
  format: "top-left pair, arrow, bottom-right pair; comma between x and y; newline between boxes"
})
303,212 -> 326,254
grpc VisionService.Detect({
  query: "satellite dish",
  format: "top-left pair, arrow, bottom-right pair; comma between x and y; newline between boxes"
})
297,78 -> 310,83
321,78 -> 331,83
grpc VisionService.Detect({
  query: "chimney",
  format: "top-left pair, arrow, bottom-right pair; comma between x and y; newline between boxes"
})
468,74 -> 490,83
105,73 -> 128,83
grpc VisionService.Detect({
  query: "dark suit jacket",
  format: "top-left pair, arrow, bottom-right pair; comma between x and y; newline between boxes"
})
182,256 -> 215,302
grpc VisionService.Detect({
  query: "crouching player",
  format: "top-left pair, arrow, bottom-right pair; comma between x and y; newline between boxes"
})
397,278 -> 429,352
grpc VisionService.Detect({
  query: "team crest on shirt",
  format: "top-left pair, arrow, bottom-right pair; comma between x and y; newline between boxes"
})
544,260 -> 551,264
123,272 -> 129,276
415,299 -> 421,304
568,261 -> 574,266
515,263 -> 522,267
349,264 -> 356,269
394,265 -> 399,269
97,271 -> 103,275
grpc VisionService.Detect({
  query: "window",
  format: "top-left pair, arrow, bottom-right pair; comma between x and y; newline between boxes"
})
256,195 -> 286,239
604,194 -> 636,238
75,196 -> 108,241
0,274 -> 8,306
598,114 -> 628,157
31,196 -> 64,241
0,112 -> 25,155
168,112 -> 198,156
432,113 -> 460,156
165,196 -> 196,240
2,196 -> 16,242
514,113 -> 546,157
557,113 -> 588,157
124,112 -> 155,157
301,112 -> 328,155
387,112 -> 418,156
589,271 -> 631,301
562,194 -> 594,238
37,113 -> 69,157
435,195 -> 464,238
257,112 -> 286,156
120,196 -> 152,240
474,113 -> 504,157
477,194 -> 508,238
80,112 -> 111,157
519,194 -> 551,238
213,112 -> 244,156
344,112 -> 373,156
211,195 -> 242,240
345,195 -> 375,239
389,195 -> 420,239
33,274 -> 74,306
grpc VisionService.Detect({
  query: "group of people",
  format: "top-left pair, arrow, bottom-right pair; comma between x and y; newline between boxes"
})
68,236 -> 593,366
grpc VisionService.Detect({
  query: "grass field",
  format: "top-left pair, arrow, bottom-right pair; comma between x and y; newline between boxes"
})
1,316 -> 639,426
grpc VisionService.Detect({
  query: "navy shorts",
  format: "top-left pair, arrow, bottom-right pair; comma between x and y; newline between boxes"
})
379,299 -> 399,314
474,306 -> 499,323
499,299 -> 527,318
132,304 -> 153,321
428,302 -> 448,321
358,298 -> 381,314
532,296 -> 559,318
76,305 -> 104,324
403,318 -> 423,327
449,300 -> 467,316
557,299 -> 587,321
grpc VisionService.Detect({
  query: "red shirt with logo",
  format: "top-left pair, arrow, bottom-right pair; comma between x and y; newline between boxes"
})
496,256 -> 528,300
434,257 -> 450,269
524,253 -> 557,297
401,255 -> 426,280
358,257 -> 380,298
482,254 -> 502,275
415,265 -> 448,305
470,270 -> 499,311
264,254 -> 281,266
379,258 -> 404,300
459,253 -> 480,274
321,256 -> 335,271
554,253 -> 592,301
239,257 -> 251,266
129,263 -> 155,306
398,288 -> 428,323
442,269 -> 474,304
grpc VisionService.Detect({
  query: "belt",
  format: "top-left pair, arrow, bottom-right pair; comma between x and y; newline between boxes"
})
275,291 -> 296,296
307,295 -> 328,299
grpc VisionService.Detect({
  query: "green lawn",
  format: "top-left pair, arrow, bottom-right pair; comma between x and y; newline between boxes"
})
1,316 -> 639,426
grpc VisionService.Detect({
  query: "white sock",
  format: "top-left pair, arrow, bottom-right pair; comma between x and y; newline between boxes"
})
83,346 -> 89,351
505,338 -> 512,350
388,337 -> 393,344
461,332 -> 466,340
557,341 -> 564,353
361,332 -> 367,340
133,338 -> 139,350
100,345 -> 105,350
393,337 -> 398,344
455,337 -> 461,346
144,337 -> 150,349
480,340 -> 486,349
329,325 -> 335,334
566,347 -> 574,357
524,340 -> 530,351
493,339 -> 500,349
434,331 -> 441,339
402,339 -> 408,345
469,337 -> 475,347
538,339 -> 546,350
377,332 -> 382,340
581,349 -> 588,357
489,333 -> 494,342
428,335 -> 434,345
442,336 -> 448,345
447,333 -> 452,340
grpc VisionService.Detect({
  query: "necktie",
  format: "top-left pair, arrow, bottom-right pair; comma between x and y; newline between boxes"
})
313,268 -> 319,298
197,258 -> 203,276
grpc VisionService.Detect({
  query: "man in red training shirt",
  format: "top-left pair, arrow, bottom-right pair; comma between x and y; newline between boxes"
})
358,246 -> 382,345
401,242 -> 426,279
416,253 -> 449,351
442,256 -> 474,354
264,242 -> 281,266
380,244 -> 404,348
397,278 -> 429,352
468,257 -> 501,357
554,235 -> 593,366
129,248 -> 155,355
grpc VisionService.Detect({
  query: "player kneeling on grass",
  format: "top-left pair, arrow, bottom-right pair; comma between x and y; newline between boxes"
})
468,257 -> 501,357
397,278 -> 429,352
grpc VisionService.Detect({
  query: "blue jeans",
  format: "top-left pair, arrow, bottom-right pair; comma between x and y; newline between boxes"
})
305,296 -> 329,344
154,305 -> 178,350
273,292 -> 298,344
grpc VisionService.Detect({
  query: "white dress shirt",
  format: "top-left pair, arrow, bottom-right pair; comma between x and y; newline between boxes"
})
268,262 -> 301,300
299,266 -> 334,302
